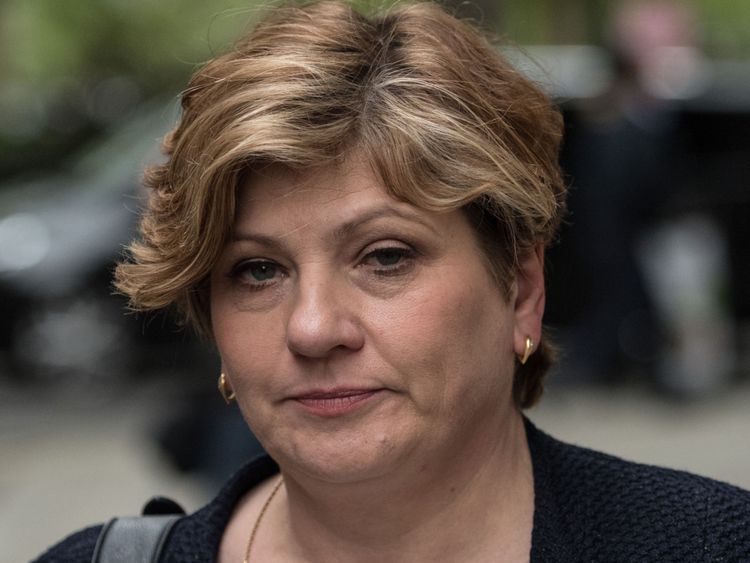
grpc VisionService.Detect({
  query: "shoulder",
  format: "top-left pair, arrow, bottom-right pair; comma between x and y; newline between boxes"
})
32,525 -> 102,563
526,419 -> 750,561
32,455 -> 279,562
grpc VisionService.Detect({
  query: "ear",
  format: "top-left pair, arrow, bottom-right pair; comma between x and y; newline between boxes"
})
513,244 -> 545,358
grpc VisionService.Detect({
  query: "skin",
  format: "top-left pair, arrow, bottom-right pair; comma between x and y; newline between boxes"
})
211,154 -> 546,562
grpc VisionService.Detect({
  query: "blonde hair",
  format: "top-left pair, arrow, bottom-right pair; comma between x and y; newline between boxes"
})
115,0 -> 566,408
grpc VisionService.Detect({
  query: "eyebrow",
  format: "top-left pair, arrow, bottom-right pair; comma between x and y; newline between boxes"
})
330,205 -> 440,240
230,232 -> 287,253
232,204 -> 440,246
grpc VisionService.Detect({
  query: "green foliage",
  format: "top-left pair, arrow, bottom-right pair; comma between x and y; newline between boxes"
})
0,0 -> 262,176
1,0 -> 747,179
692,0 -> 750,57
2,0 -> 258,92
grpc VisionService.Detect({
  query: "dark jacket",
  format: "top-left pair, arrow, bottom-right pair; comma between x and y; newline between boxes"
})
34,419 -> 750,562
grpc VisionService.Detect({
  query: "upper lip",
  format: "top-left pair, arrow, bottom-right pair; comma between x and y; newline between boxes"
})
290,387 -> 383,400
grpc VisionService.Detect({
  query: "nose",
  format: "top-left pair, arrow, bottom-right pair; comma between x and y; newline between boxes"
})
286,274 -> 364,358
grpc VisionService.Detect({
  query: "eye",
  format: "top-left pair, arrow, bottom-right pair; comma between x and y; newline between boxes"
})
360,245 -> 416,275
230,259 -> 285,288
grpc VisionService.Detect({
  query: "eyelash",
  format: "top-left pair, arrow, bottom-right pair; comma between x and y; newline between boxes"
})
227,244 -> 417,290
359,246 -> 416,277
229,259 -> 286,291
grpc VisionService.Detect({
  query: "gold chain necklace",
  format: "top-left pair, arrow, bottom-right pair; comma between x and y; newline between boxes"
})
243,477 -> 284,563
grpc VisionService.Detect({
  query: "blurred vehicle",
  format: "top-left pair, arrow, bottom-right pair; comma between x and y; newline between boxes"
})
0,100 -> 212,387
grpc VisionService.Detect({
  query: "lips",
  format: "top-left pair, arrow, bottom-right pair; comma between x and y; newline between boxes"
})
290,388 -> 385,417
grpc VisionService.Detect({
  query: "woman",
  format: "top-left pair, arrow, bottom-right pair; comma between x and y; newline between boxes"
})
36,1 -> 749,561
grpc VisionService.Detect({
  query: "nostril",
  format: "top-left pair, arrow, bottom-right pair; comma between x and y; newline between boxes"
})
286,319 -> 364,358
286,301 -> 364,358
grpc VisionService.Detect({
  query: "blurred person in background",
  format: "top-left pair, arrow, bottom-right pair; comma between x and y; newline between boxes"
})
547,0 -> 734,395
35,1 -> 750,562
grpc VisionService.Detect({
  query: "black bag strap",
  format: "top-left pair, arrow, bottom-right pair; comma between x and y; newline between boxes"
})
91,514 -> 181,563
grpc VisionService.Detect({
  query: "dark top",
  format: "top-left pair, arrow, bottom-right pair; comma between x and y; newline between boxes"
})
34,419 -> 750,562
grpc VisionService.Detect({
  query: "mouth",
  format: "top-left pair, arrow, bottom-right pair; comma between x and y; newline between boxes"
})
290,388 -> 386,417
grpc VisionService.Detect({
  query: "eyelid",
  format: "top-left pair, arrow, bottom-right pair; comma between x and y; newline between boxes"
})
360,239 -> 411,256
230,257 -> 276,275
359,241 -> 418,271
360,237 -> 413,253
229,258 -> 289,285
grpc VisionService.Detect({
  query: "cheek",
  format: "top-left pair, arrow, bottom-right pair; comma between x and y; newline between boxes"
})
216,319 -> 280,371
369,274 -> 513,398
211,289 -> 284,390
211,304 -> 288,443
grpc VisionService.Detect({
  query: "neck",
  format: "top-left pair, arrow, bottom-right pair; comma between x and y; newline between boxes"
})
272,410 -> 533,562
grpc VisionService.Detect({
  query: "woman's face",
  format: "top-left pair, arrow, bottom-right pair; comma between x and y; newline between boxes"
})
210,156 -> 544,483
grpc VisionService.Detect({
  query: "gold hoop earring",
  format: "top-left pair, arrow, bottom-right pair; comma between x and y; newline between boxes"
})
519,337 -> 534,365
218,373 -> 236,404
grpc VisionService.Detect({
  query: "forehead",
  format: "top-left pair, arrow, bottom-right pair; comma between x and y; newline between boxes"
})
230,157 -> 477,252
235,157 -> 418,230
241,158 -> 381,207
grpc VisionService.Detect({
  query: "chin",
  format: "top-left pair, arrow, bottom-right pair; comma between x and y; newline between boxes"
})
265,426 -> 412,485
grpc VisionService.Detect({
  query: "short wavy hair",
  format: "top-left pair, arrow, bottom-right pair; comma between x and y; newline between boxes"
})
115,0 -> 566,408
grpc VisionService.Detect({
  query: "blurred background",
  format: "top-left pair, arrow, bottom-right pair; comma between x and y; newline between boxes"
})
1,0 -> 748,560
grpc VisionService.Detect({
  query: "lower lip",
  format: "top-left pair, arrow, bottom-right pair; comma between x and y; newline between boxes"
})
292,390 -> 384,417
